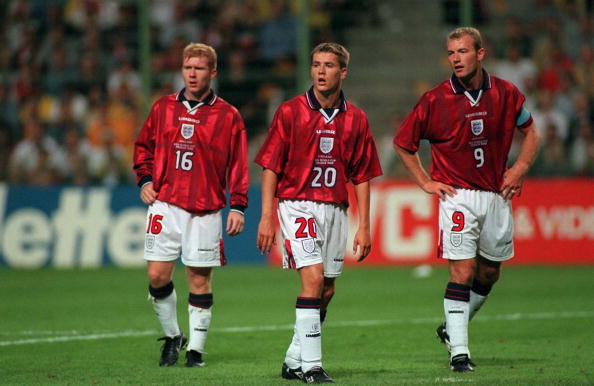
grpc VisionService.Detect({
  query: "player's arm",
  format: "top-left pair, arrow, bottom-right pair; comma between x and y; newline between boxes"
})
353,181 -> 371,262
134,106 -> 158,205
501,121 -> 541,200
257,168 -> 278,254
394,144 -> 457,200
226,114 -> 249,236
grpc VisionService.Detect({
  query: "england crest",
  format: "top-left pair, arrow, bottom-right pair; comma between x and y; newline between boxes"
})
302,238 -> 315,254
145,235 -> 155,250
181,123 -> 194,139
450,233 -> 462,247
319,137 -> 334,154
470,119 -> 484,136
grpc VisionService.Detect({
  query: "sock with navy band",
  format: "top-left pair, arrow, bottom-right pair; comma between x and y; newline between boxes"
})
293,297 -> 322,373
148,281 -> 181,338
444,282 -> 471,358
188,293 -> 213,353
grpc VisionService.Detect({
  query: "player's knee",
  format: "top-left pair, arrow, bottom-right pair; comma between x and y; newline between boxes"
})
301,276 -> 324,296
480,267 -> 500,285
322,279 -> 336,300
449,267 -> 474,285
147,269 -> 171,287
322,285 -> 335,301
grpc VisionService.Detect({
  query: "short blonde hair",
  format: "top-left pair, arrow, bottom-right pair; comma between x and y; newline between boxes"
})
447,27 -> 483,51
311,42 -> 350,68
182,43 -> 217,70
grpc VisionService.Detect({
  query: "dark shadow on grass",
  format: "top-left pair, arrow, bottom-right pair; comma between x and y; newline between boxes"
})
471,357 -> 542,367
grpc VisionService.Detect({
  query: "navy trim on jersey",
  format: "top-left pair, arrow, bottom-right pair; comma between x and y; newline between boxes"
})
305,86 -> 347,123
449,68 -> 492,94
176,88 -> 217,105
138,175 -> 152,188
305,86 -> 347,112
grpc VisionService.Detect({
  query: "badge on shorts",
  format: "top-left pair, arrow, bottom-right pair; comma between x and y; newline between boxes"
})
181,123 -> 194,139
450,233 -> 462,247
470,119 -> 484,136
145,235 -> 155,250
319,137 -> 334,154
302,238 -> 315,254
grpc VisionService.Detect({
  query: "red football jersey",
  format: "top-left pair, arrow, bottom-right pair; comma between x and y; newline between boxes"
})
133,90 -> 248,213
394,71 -> 533,192
254,88 -> 382,206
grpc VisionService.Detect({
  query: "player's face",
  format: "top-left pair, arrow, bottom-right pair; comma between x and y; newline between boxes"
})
311,52 -> 347,95
181,56 -> 216,100
447,34 -> 485,82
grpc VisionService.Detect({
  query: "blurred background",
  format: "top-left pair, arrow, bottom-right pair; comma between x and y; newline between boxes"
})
0,0 -> 592,268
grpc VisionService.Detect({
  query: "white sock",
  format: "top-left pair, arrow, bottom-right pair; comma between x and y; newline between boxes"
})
295,308 -> 322,373
469,290 -> 487,321
188,305 -> 211,353
149,289 -> 181,337
284,324 -> 301,369
444,298 -> 470,358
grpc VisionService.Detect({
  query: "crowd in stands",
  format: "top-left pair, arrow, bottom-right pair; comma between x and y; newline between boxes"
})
0,0 -> 592,186
485,0 -> 594,177
0,0 -> 365,185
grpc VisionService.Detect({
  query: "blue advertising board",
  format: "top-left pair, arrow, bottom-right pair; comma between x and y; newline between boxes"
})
0,184 -> 265,268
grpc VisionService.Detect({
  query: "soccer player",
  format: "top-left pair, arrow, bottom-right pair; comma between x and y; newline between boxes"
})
133,43 -> 248,368
255,42 -> 382,383
394,27 -> 541,372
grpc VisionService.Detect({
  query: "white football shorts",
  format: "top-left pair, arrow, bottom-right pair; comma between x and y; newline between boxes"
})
143,200 -> 225,267
438,189 -> 514,262
278,199 -> 348,277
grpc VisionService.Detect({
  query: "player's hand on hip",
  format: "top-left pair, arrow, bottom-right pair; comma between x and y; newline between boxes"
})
226,211 -> 245,236
353,227 -> 371,262
257,215 -> 276,254
501,167 -> 526,200
423,181 -> 457,201
140,182 -> 158,205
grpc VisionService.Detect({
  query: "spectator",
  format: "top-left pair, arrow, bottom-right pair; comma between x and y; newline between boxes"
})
258,0 -> 297,64
532,123 -> 568,177
8,118 -> 64,185
532,90 -> 569,142
54,127 -> 91,185
569,121 -> 594,176
573,43 -> 594,97
107,58 -> 142,96
492,44 -> 537,93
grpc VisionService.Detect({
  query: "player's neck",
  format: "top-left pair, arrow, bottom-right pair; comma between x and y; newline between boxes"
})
458,67 -> 483,91
313,88 -> 341,108
184,88 -> 211,102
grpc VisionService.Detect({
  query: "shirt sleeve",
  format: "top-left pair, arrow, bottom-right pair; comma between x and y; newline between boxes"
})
133,102 -> 158,187
349,113 -> 383,185
227,110 -> 249,209
253,106 -> 290,175
393,96 -> 429,153
514,88 -> 533,129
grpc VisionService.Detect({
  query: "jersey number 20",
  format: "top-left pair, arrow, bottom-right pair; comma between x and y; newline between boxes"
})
311,166 -> 337,188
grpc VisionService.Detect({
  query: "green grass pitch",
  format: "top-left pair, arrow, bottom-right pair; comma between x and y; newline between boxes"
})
1,265 -> 593,385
